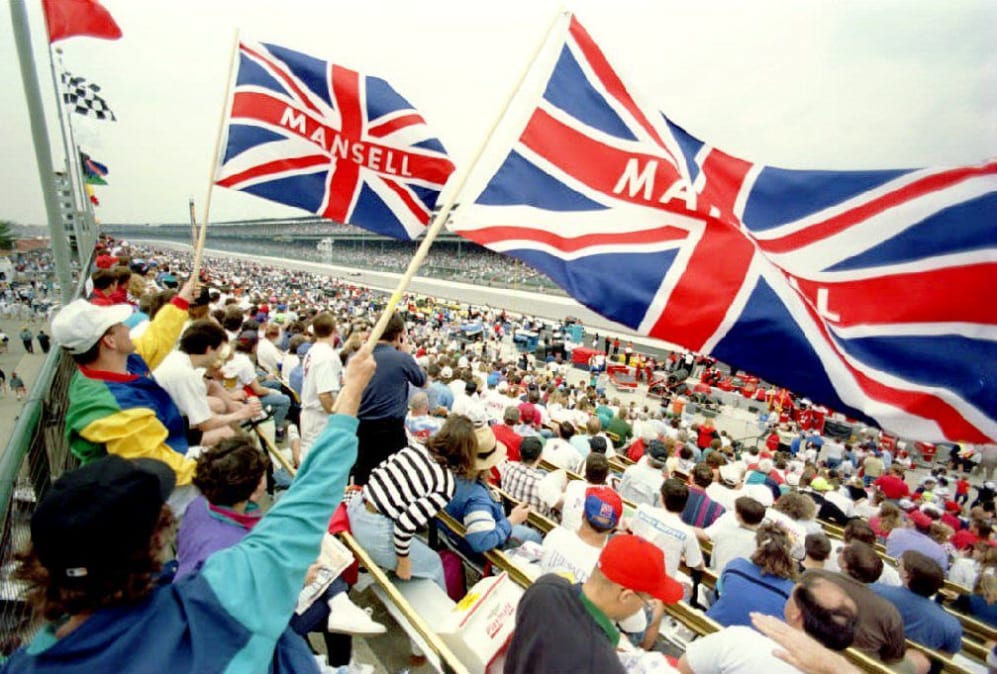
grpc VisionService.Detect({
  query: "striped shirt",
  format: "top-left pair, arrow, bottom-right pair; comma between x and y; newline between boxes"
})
363,445 -> 456,556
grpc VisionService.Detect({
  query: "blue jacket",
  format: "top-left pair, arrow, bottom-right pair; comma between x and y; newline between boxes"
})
444,477 -> 510,554
2,414 -> 359,674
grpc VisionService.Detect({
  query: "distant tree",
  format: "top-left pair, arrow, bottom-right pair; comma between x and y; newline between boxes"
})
0,221 -> 15,251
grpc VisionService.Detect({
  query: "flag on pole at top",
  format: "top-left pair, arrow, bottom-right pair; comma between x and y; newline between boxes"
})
85,182 -> 99,205
42,0 -> 121,43
80,151 -> 109,184
61,71 -> 116,120
449,14 -> 997,443
214,41 -> 456,241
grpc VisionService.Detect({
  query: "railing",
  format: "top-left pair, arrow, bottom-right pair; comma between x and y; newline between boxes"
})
0,341 -> 80,654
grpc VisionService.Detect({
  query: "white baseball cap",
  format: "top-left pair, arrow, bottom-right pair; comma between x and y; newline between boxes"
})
52,300 -> 133,354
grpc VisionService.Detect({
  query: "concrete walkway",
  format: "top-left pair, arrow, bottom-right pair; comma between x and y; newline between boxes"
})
0,317 -> 51,451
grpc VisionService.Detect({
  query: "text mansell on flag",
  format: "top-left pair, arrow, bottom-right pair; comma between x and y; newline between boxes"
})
60,71 -> 116,121
449,15 -> 997,443
42,0 -> 122,43
215,41 -> 456,241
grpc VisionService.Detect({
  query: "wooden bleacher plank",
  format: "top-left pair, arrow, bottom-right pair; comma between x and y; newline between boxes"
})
338,531 -> 471,674
434,510 -> 537,590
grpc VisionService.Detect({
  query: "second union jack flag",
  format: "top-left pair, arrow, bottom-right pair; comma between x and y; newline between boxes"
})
451,15 -> 997,443
216,41 -> 456,240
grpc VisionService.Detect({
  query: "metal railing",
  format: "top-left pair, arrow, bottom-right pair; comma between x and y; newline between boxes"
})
0,342 -> 80,654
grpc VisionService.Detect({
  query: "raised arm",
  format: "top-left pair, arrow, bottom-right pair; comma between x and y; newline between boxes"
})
200,346 -> 375,641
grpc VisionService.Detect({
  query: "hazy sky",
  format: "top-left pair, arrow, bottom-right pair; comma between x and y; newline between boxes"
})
2,0 -> 995,226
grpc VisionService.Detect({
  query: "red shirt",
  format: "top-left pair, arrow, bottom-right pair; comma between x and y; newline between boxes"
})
89,289 -> 114,306
957,479 -> 971,495
697,424 -> 716,449
873,474 -> 910,500
492,423 -> 522,463
766,432 -> 780,452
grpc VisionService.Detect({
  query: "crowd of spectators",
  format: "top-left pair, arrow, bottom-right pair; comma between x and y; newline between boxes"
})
5,234 -> 997,674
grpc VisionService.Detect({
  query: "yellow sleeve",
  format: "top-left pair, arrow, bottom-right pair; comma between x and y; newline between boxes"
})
134,302 -> 188,370
80,407 -> 196,485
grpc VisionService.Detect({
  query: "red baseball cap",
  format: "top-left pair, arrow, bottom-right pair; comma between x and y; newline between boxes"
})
909,510 -> 933,529
597,534 -> 683,604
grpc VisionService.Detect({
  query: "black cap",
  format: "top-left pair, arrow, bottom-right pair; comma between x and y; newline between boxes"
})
31,456 -> 175,581
648,439 -> 669,461
192,286 -> 212,308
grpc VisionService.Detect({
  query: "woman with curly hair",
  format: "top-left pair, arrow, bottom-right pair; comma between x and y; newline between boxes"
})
706,522 -> 799,627
869,501 -> 904,540
177,435 -> 383,668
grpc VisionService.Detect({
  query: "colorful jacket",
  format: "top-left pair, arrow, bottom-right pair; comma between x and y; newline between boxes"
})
63,298 -> 196,485
1,414 -> 359,674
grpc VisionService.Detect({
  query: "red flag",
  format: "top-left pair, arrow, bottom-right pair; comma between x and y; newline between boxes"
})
42,0 -> 122,43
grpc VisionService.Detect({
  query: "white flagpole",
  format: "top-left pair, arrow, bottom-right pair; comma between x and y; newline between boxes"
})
363,9 -> 572,349
192,29 -> 241,284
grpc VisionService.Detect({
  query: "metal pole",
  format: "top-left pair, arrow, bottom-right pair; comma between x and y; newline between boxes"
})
47,47 -> 85,261
10,0 -> 75,304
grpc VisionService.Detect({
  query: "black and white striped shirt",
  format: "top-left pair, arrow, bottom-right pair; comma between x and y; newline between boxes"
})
363,445 -> 456,556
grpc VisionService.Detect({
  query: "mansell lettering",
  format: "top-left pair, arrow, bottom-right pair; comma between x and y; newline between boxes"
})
279,105 -> 413,176
612,157 -> 697,210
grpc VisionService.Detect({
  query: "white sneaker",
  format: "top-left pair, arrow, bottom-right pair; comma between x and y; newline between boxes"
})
327,593 -> 386,636
347,664 -> 375,674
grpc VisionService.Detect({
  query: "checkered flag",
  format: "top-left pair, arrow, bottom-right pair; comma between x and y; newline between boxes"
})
60,71 -> 116,121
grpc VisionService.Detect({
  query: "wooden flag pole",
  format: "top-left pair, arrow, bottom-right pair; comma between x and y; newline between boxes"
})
189,197 -> 198,248
254,425 -> 297,477
192,29 -> 241,284
363,9 -> 571,349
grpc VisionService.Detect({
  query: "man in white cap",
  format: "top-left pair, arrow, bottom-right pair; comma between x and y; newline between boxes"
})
51,278 -> 198,491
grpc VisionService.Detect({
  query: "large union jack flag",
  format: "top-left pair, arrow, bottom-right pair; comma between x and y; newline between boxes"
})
215,41 -> 456,240
451,15 -> 997,443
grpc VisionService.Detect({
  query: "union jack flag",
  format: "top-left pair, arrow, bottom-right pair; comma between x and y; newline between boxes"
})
451,15 -> 997,443
215,41 -> 456,240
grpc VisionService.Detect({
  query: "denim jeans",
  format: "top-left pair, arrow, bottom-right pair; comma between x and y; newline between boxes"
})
260,390 -> 291,429
289,577 -> 352,667
508,524 -> 543,548
347,496 -> 446,591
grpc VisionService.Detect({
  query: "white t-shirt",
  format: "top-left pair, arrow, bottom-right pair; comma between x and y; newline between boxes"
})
482,389 -> 508,422
221,353 -> 257,387
256,337 -> 283,376
684,625 -> 802,674
763,509 -> 809,561
154,350 -> 211,426
618,458 -> 665,508
539,526 -> 603,582
706,482 -> 740,512
301,342 -> 341,412
543,438 -> 582,471
559,479 -> 592,534
703,512 -> 758,573
630,505 -> 703,578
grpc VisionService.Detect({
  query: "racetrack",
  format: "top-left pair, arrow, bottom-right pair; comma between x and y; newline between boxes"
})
139,239 -> 684,356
